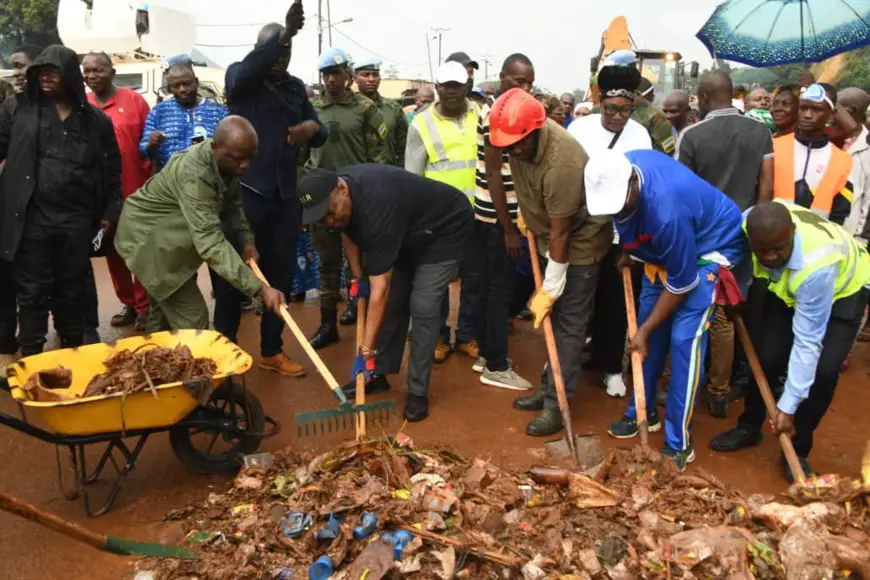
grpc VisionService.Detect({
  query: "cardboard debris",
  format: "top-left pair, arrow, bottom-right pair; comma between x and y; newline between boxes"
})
133,437 -> 870,580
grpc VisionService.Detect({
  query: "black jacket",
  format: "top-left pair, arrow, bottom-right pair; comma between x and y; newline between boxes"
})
0,45 -> 122,261
225,35 -> 327,201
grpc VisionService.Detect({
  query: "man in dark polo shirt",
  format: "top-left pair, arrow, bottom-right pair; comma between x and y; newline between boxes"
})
676,70 -> 773,418
297,164 -> 473,422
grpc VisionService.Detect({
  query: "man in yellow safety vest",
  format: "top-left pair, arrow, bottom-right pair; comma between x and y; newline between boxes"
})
405,60 -> 479,363
711,201 -> 870,482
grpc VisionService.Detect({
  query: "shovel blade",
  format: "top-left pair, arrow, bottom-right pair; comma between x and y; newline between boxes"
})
545,433 -> 605,477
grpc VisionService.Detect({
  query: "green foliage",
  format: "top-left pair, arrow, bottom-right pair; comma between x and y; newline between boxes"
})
832,47 -> 870,91
0,0 -> 59,49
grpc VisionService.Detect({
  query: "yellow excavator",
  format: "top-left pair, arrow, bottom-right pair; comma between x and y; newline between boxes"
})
589,17 -> 698,107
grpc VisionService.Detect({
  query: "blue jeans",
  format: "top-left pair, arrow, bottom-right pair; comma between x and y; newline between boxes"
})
212,192 -> 299,357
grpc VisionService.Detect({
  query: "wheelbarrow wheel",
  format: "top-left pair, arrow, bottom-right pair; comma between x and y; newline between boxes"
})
169,381 -> 265,475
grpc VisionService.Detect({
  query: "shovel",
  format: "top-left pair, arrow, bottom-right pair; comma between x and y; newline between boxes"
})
248,260 -> 396,436
732,314 -> 806,483
0,491 -> 197,559
525,232 -> 602,471
622,266 -> 650,447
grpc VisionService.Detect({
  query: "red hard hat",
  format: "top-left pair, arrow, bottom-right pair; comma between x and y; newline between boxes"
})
489,88 -> 547,148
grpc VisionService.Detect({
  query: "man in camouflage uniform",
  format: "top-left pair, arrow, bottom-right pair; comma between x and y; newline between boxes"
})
353,58 -> 408,167
632,82 -> 675,156
306,47 -> 390,349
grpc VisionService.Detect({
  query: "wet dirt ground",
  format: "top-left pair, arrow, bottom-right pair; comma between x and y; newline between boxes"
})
1,261 -> 868,579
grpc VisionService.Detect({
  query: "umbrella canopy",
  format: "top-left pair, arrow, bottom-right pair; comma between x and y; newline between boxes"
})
697,0 -> 870,67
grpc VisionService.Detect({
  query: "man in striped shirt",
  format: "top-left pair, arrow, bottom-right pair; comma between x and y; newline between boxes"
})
469,53 -> 537,390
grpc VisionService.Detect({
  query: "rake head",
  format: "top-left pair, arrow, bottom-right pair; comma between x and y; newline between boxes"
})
295,400 -> 397,437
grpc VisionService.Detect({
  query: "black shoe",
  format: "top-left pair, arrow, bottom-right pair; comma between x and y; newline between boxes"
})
339,303 -> 357,326
710,426 -> 762,452
341,374 -> 391,398
110,305 -> 136,327
308,324 -> 339,350
707,394 -> 729,419
404,394 -> 429,422
81,330 -> 101,345
513,389 -> 544,411
135,312 -> 148,332
779,453 -> 815,484
526,408 -> 564,436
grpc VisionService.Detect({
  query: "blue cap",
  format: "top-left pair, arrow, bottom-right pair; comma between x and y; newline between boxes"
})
318,47 -> 350,72
604,49 -> 637,67
801,83 -> 834,109
163,53 -> 192,69
353,57 -> 381,71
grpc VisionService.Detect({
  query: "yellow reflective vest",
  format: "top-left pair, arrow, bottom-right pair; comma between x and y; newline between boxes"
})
412,103 -> 478,203
747,201 -> 870,307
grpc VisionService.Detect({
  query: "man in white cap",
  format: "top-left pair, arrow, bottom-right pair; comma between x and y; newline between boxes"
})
405,60 -> 480,364
584,148 -> 746,471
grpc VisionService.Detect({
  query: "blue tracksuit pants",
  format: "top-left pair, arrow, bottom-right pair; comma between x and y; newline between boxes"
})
625,262 -> 719,452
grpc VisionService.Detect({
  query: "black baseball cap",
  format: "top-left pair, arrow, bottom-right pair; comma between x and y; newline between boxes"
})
445,51 -> 479,70
298,169 -> 339,225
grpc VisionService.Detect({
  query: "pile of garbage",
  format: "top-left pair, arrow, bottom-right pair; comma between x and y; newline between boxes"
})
83,345 -> 217,398
135,437 -> 870,579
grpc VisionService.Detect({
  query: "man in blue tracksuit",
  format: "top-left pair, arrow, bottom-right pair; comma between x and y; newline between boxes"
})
584,149 -> 746,470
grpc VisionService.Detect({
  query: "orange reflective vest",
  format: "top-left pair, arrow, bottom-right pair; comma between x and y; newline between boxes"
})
773,134 -> 853,220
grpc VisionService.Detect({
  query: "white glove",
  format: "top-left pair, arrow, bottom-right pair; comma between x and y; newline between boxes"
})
542,252 -> 568,300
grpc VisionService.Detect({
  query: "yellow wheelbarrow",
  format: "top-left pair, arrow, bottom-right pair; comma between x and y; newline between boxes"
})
1,330 -> 280,516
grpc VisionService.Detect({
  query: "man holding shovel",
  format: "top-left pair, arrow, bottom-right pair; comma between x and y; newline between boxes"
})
711,201 -> 870,482
584,149 -> 746,471
488,89 -> 611,436
295,164 -> 473,422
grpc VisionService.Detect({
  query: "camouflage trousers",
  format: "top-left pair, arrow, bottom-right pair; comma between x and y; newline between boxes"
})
312,224 -> 344,311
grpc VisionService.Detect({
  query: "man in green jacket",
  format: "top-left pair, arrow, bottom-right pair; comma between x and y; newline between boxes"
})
353,57 -> 408,167
306,47 -> 390,347
115,116 -> 285,331
634,79 -> 675,155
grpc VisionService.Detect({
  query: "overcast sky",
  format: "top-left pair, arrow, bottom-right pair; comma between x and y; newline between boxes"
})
163,0 -> 726,92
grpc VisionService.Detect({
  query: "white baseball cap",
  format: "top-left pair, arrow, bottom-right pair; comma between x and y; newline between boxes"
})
436,61 -> 468,85
584,150 -> 634,216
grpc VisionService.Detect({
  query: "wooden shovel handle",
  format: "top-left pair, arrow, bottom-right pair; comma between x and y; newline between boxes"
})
0,491 -> 106,551
622,267 -> 649,447
733,315 -> 806,483
249,260 -> 342,392
355,297 -> 367,439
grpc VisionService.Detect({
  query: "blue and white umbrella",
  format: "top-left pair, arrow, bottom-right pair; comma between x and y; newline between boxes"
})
697,0 -> 870,67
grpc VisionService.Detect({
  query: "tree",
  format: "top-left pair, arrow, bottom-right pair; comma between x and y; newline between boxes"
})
0,0 -> 60,54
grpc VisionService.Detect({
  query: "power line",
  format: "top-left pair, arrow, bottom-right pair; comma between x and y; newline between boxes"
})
331,28 -> 427,67
197,22 -> 271,27
194,42 -> 255,48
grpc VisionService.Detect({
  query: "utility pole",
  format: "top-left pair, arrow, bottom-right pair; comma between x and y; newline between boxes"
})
481,54 -> 493,82
425,33 -> 434,81
327,0 -> 333,46
430,27 -> 449,64
317,0 -> 323,55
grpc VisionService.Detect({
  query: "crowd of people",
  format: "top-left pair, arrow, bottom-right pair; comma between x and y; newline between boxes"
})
1,2 -> 869,480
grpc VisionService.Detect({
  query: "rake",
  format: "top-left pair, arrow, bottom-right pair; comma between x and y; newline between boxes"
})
249,261 -> 396,437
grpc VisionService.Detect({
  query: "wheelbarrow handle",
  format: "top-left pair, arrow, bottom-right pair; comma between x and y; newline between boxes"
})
248,260 -> 348,406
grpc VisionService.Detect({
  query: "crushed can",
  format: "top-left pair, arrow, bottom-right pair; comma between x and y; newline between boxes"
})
382,529 -> 414,560
314,513 -> 342,541
281,511 -> 312,538
353,512 -> 378,540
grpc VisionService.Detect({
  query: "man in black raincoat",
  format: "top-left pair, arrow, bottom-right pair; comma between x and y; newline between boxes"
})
0,45 -> 121,356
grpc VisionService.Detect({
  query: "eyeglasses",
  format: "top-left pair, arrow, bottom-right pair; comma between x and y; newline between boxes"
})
603,104 -> 635,118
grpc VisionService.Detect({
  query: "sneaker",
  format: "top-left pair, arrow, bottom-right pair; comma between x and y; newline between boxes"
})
707,394 -> 729,418
455,339 -> 480,359
110,305 -> 136,327
259,353 -> 306,377
433,338 -> 451,363
662,446 -> 696,472
480,367 -> 533,391
341,374 -> 391,398
404,393 -> 429,422
604,374 -> 627,398
472,356 -> 486,373
607,413 -> 662,439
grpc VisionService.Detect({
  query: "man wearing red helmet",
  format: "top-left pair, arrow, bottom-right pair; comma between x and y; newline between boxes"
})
489,88 -> 611,436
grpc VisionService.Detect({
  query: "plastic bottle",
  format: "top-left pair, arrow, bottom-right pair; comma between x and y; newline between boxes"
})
308,555 -> 334,580
387,530 -> 414,560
